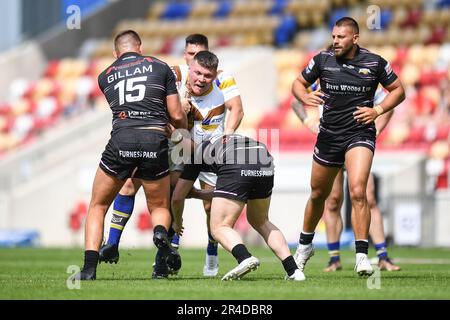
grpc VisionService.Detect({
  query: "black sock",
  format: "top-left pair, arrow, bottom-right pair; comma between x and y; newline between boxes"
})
282,256 -> 298,276
231,244 -> 252,264
83,250 -> 99,270
299,232 -> 315,245
355,240 -> 369,254
154,225 -> 168,235
167,226 -> 175,239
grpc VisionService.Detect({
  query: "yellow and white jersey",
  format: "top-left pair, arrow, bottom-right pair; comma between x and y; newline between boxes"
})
189,82 -> 226,144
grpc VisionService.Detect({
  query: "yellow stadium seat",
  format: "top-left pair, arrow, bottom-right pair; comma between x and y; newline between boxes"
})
400,64 -> 420,86
147,2 -> 166,21
430,140 -> 450,159
189,1 -> 217,19
12,99 -> 31,116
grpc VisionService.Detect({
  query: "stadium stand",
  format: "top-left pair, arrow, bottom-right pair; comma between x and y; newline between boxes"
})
1,0 -> 449,192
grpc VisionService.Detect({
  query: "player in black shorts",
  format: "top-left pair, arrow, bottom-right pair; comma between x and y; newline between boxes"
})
291,17 -> 405,277
73,30 -> 187,280
170,134 -> 305,281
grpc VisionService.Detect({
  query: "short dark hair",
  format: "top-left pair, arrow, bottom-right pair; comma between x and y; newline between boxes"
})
335,17 -> 359,34
193,51 -> 218,71
185,34 -> 209,49
114,30 -> 142,52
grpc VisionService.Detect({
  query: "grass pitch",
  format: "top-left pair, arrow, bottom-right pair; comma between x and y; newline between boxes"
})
0,247 -> 449,300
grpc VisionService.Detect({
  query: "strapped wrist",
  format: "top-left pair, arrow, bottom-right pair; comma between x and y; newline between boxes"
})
374,105 -> 384,116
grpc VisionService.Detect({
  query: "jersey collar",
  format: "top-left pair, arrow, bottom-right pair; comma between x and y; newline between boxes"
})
118,51 -> 141,60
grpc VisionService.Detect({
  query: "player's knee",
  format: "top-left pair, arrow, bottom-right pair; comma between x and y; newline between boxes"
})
89,202 -> 109,215
349,185 -> 367,206
325,196 -> 342,213
209,224 -> 220,240
310,188 -> 329,203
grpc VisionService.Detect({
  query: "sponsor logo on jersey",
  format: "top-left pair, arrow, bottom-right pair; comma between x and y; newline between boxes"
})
324,67 -> 341,72
343,64 -> 355,70
359,68 -> 371,75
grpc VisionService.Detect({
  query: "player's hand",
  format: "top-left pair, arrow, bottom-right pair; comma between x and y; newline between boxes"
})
180,97 -> 192,114
172,219 -> 184,236
165,123 -> 175,136
300,91 -> 324,108
186,187 -> 198,199
353,107 -> 378,125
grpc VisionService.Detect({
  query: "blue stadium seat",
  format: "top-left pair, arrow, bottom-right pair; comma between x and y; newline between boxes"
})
269,0 -> 288,15
161,2 -> 192,20
275,15 -> 297,46
214,0 -> 232,18
438,0 -> 450,8
329,8 -> 349,29
380,10 -> 393,29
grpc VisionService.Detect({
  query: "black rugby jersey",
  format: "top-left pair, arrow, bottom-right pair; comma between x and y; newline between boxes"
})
301,46 -> 397,135
181,134 -> 274,181
98,52 -> 178,130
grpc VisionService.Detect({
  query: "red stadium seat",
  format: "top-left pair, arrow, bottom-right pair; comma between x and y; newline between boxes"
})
44,60 -> 60,78
69,201 -> 88,232
137,211 -> 153,231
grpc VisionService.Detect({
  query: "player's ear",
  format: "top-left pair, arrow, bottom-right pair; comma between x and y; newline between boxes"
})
113,50 -> 118,59
353,33 -> 359,44
138,44 -> 143,55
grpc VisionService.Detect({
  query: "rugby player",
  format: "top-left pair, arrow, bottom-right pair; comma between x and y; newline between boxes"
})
293,87 -> 401,272
170,131 -> 305,281
100,34 -> 244,278
291,17 -> 405,277
73,30 -> 187,280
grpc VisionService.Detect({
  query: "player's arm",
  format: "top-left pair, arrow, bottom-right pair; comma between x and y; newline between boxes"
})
354,79 -> 405,125
375,109 -> 394,136
167,94 -> 187,129
217,71 -> 244,134
292,75 -> 324,108
291,99 -> 319,134
187,187 -> 213,201
292,54 -> 324,108
224,95 -> 244,134
166,65 -> 187,129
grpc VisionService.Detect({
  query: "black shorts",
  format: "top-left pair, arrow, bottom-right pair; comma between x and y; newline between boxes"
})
99,128 -> 169,180
313,130 -> 376,167
213,164 -> 274,203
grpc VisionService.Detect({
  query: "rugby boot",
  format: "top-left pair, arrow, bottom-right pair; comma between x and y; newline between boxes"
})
294,243 -> 315,272
72,267 -> 96,281
98,244 -> 119,264
221,256 -> 260,281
